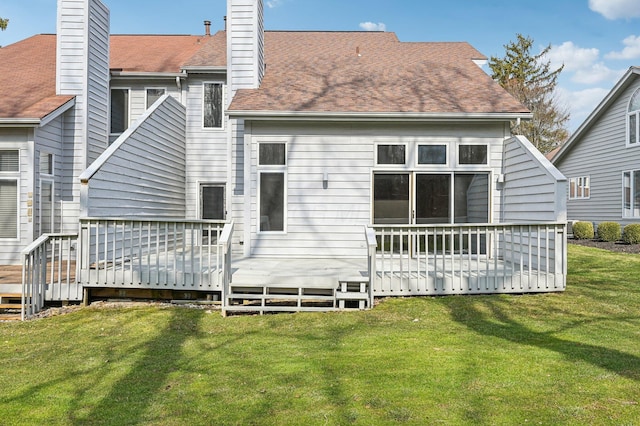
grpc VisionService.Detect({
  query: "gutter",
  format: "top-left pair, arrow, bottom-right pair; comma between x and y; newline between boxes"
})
226,110 -> 532,122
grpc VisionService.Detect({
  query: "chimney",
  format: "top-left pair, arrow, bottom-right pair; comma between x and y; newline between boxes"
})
204,20 -> 211,36
227,0 -> 265,98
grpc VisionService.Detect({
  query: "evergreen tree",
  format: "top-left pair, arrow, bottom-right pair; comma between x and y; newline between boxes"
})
489,34 -> 570,154
0,18 -> 7,31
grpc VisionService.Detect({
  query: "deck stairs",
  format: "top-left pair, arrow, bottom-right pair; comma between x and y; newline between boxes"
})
0,293 -> 24,321
223,275 -> 371,315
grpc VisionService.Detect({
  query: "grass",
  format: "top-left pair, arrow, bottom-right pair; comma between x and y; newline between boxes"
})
1,244 -> 639,425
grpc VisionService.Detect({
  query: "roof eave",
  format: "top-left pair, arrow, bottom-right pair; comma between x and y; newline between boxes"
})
553,66 -> 640,164
182,66 -> 227,74
110,71 -> 188,79
0,97 -> 76,128
0,118 -> 42,128
226,110 -> 532,122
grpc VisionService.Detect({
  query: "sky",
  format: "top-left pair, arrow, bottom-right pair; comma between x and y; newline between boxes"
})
1,0 -> 640,132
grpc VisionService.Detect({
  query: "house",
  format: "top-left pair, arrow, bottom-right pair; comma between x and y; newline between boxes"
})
552,67 -> 640,228
1,0 -> 567,317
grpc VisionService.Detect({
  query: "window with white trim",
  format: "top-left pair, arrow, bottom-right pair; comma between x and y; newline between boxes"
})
377,144 -> 406,165
0,150 -> 19,239
569,176 -> 590,199
110,88 -> 130,134
146,88 -> 166,109
417,144 -> 447,165
458,144 -> 488,165
623,170 -> 640,217
258,143 -> 286,232
203,82 -> 223,129
628,88 -> 640,146
40,152 -> 53,176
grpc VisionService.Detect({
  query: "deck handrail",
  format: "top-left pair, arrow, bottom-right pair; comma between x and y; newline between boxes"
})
21,233 -> 78,320
369,222 -> 567,296
364,226 -> 378,307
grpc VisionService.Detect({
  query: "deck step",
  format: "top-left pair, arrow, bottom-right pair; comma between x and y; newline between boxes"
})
0,313 -> 21,321
0,304 -> 23,309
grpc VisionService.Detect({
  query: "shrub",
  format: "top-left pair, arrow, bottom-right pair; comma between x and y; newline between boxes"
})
572,221 -> 594,239
623,224 -> 640,244
597,222 -> 621,242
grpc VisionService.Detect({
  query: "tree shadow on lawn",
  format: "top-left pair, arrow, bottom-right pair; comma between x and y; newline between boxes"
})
68,309 -> 206,425
443,297 -> 640,381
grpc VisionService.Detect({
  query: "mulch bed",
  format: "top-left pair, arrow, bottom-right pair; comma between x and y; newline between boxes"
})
568,238 -> 640,254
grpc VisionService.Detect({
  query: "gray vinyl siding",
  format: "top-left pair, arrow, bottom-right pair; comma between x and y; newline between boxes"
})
227,0 -> 264,96
243,121 -> 508,258
502,136 -> 566,222
34,116 -> 66,235
86,0 -> 110,164
0,128 -> 33,265
83,95 -> 186,217
184,76 -> 229,223
555,77 -> 640,226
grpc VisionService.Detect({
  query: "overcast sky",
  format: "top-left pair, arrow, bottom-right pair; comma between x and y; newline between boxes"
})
1,0 -> 639,131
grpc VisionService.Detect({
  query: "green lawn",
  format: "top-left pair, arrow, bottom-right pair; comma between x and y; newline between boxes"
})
1,244 -> 639,425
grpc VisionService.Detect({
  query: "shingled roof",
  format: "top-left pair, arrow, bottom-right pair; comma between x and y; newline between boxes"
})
0,34 -> 209,121
228,31 -> 529,116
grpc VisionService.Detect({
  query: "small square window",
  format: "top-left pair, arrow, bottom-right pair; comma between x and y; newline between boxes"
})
418,145 -> 447,165
377,145 -> 405,165
146,88 -> 166,109
259,143 -> 286,166
459,145 -> 487,165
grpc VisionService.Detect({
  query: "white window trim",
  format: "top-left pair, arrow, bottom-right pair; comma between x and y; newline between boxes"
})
198,181 -> 227,220
375,142 -> 408,167
39,178 -> 55,235
569,176 -> 590,200
145,87 -> 166,110
257,141 -> 287,234
627,88 -> 640,147
456,142 -> 489,168
39,152 -> 54,177
0,178 -> 20,241
622,170 -> 640,218
109,87 -> 131,136
202,81 -> 225,130
416,143 -> 449,168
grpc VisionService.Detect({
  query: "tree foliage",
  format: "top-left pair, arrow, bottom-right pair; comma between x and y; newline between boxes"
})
0,18 -> 8,31
489,34 -> 570,154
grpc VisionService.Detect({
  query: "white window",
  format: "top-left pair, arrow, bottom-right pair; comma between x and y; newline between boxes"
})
417,144 -> 447,165
569,176 -> 590,199
203,82 -> 224,129
110,88 -> 130,134
0,150 -> 19,239
458,144 -> 488,165
623,170 -> 640,217
376,144 -> 406,165
628,88 -> 640,146
258,143 -> 286,232
146,88 -> 166,109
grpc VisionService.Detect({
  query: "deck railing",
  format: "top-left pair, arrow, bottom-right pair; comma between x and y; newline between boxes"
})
78,218 -> 234,292
21,233 -> 78,320
368,222 -> 566,296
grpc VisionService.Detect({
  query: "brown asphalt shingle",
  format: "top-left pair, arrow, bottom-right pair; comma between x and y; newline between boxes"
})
229,31 -> 528,115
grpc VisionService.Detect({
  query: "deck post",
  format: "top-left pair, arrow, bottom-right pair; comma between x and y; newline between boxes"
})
365,226 -> 377,308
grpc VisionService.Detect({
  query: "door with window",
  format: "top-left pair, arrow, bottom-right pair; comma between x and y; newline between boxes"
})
200,184 -> 225,244
373,172 -> 489,255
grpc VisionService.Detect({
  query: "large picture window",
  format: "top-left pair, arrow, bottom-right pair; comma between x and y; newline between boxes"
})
628,88 -> 640,146
203,82 -> 223,129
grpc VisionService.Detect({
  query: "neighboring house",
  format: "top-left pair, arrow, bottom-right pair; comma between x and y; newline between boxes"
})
552,67 -> 640,228
1,0 -> 567,316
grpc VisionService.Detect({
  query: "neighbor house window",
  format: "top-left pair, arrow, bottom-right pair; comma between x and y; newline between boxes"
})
377,144 -> 406,165
258,143 -> 286,232
0,150 -> 19,239
458,144 -> 488,165
146,88 -> 166,109
628,88 -> 640,146
203,82 -> 223,128
110,88 -> 129,134
569,176 -> 590,199
623,170 -> 640,217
